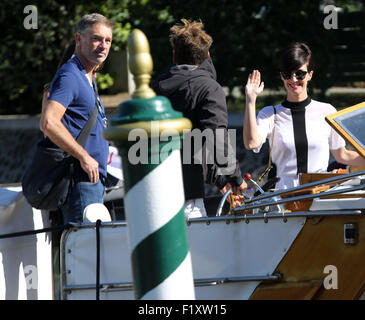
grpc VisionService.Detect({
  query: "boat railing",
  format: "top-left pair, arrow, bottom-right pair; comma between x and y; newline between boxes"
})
244,170 -> 365,204
62,273 -> 283,296
216,170 -> 365,217
192,209 -> 363,225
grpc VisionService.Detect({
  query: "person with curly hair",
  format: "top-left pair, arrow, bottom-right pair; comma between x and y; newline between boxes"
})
152,19 -> 247,218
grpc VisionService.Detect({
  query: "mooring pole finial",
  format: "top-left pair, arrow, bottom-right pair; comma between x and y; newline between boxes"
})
104,29 -> 195,300
128,29 -> 156,99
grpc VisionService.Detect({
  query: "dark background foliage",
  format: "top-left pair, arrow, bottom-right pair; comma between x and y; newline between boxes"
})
1,0 -> 364,115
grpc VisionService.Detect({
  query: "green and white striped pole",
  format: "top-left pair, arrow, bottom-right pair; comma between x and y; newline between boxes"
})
104,29 -> 195,300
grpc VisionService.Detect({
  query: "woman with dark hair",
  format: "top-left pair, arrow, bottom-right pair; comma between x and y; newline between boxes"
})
243,42 -> 365,189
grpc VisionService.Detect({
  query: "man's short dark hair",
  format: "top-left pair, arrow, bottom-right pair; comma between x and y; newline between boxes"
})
169,19 -> 212,65
77,13 -> 114,34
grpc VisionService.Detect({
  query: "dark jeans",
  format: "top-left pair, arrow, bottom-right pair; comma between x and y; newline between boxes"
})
61,180 -> 105,224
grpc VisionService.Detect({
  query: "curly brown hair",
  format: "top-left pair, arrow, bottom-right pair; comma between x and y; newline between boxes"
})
169,19 -> 213,65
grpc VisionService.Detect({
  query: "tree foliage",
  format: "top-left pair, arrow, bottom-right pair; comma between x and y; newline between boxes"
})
1,0 -> 364,114
1,1 -> 77,114
139,0 -> 365,100
0,0 -> 176,114
0,0 -> 136,114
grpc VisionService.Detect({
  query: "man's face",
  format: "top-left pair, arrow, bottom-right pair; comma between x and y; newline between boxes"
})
77,23 -> 112,65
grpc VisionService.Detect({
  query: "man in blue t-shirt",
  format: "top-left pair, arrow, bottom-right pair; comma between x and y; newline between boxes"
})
40,13 -> 114,223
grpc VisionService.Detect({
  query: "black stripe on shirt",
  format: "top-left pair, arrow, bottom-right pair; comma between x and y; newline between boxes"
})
282,97 -> 311,174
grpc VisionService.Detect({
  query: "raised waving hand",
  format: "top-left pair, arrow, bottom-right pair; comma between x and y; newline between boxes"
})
243,70 -> 264,150
245,70 -> 264,100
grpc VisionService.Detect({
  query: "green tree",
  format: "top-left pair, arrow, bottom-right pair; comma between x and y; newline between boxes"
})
143,0 -> 330,95
0,0 -> 144,115
144,0 -> 364,101
0,1 -> 79,114
1,0 -> 364,115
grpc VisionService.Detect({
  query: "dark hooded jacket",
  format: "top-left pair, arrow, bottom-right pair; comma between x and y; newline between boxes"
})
152,58 -> 243,200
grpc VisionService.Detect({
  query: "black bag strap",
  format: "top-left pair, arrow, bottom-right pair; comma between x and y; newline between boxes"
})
76,77 -> 99,147
69,58 -> 100,147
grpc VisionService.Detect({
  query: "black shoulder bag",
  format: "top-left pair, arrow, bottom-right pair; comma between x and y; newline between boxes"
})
22,75 -> 100,211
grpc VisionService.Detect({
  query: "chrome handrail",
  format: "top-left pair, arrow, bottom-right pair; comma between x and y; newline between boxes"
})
62,273 -> 282,295
105,185 -> 124,192
194,273 -> 282,286
216,188 -> 285,216
216,171 -> 365,217
189,210 -> 362,224
233,183 -> 365,214
244,170 -> 365,205
216,189 -> 253,216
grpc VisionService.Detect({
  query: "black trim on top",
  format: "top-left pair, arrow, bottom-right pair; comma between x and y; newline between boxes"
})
282,97 -> 311,174
282,97 -> 311,110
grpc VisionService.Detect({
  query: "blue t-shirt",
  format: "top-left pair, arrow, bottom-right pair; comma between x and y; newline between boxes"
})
48,56 -> 109,182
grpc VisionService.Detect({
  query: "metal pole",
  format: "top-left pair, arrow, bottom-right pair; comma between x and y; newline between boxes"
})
104,29 -> 195,300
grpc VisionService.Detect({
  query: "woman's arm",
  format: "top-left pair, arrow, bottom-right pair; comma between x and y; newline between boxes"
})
243,70 -> 264,150
331,147 -> 365,166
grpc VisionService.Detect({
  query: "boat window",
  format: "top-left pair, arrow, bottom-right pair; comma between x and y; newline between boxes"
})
326,101 -> 365,158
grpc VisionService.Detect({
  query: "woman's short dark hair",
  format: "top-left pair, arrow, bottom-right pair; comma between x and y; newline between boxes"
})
279,42 -> 314,72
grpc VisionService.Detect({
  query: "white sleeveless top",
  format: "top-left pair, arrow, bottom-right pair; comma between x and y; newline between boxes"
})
254,99 -> 346,189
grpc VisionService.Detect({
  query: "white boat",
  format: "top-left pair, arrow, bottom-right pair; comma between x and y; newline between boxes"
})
1,167 -> 365,300
2,29 -> 365,301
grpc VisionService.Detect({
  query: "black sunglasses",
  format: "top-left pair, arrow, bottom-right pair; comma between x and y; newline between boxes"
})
281,70 -> 308,80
